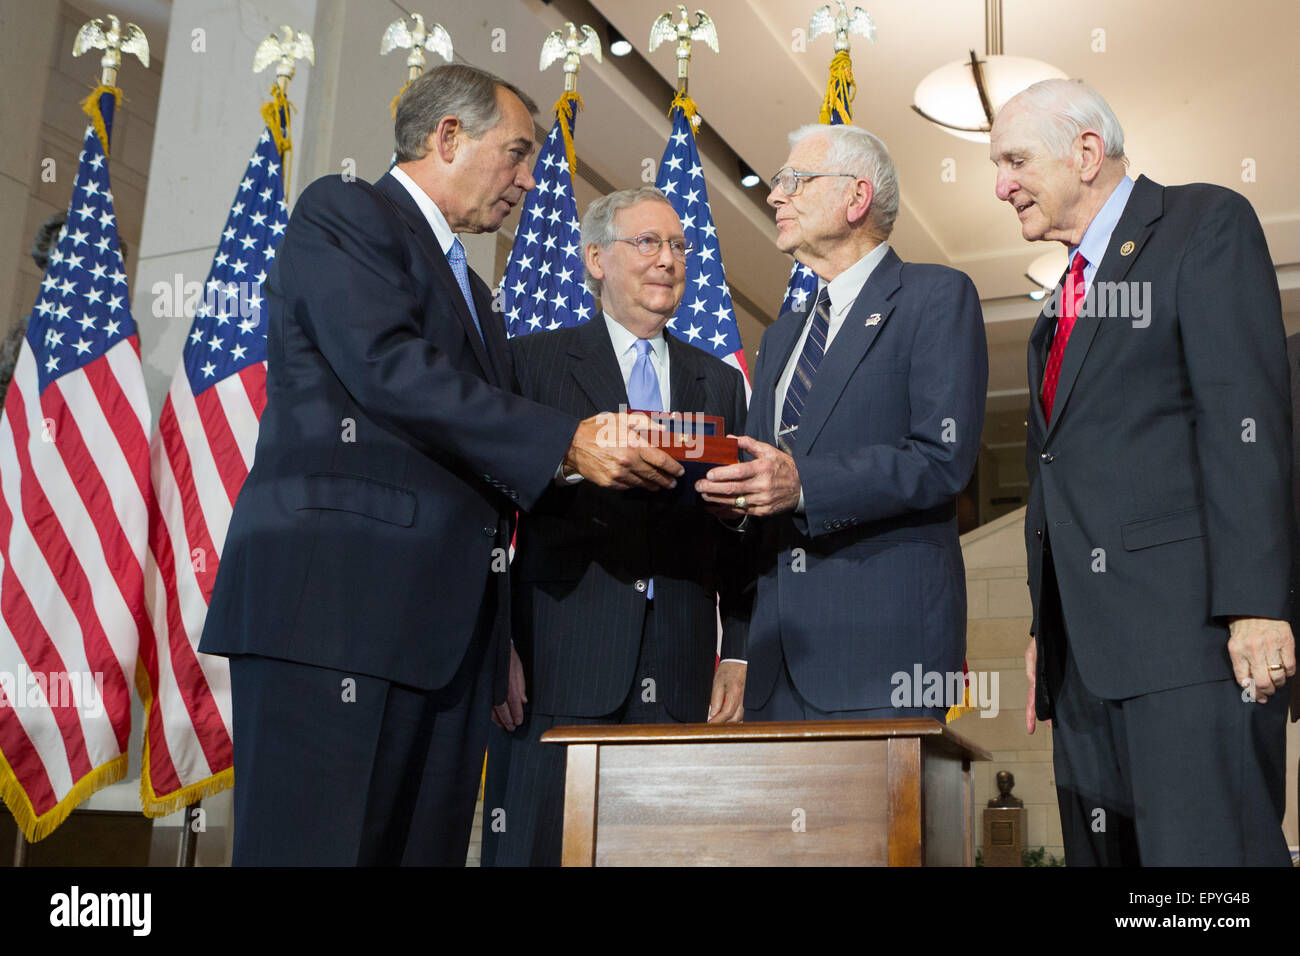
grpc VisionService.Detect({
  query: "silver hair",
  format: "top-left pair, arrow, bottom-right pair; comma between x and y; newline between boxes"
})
1006,78 -> 1126,162
787,124 -> 900,238
579,187 -> 678,295
394,63 -> 538,163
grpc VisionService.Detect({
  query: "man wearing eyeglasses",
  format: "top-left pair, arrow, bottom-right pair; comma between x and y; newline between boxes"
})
698,125 -> 988,723
482,187 -> 751,866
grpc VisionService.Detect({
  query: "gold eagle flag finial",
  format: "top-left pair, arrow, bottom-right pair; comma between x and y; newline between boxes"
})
649,5 -> 718,97
539,22 -> 602,94
253,26 -> 312,199
72,13 -> 150,87
253,25 -> 315,96
809,0 -> 876,54
381,13 -> 453,85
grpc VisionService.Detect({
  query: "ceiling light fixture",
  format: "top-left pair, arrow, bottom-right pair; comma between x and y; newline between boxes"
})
607,26 -> 632,57
1025,247 -> 1068,300
912,0 -> 1067,144
739,161 -> 760,188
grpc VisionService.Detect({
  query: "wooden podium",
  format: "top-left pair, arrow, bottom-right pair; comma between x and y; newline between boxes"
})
541,718 -> 990,866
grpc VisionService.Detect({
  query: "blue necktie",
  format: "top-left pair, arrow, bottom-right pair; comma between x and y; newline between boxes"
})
627,339 -> 660,600
447,237 -> 484,344
778,288 -> 831,450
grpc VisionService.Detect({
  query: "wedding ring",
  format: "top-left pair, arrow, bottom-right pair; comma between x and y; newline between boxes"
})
1268,663 -> 1285,670
735,496 -> 747,510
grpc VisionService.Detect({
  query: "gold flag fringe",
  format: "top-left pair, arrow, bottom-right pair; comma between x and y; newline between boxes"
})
0,747 -> 128,842
668,89 -> 701,132
80,84 -> 123,157
554,90 -> 584,179
259,83 -> 294,198
818,50 -> 855,125
389,78 -> 413,119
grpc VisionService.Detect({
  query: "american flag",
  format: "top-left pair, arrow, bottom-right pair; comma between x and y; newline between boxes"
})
501,108 -> 594,337
140,125 -> 285,815
0,92 -> 152,840
656,106 -> 747,379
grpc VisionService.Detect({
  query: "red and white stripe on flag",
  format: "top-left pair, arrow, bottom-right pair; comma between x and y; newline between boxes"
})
139,125 -> 283,815
0,115 -> 152,840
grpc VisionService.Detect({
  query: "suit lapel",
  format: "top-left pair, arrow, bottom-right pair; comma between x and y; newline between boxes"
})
665,333 -> 707,414
794,248 -> 902,453
568,316 -> 629,412
1044,175 -> 1163,442
471,272 -> 511,387
374,172 -> 495,382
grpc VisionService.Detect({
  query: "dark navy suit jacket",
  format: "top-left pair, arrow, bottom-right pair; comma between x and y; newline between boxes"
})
199,172 -> 578,698
744,247 -> 988,712
509,318 -> 751,721
1025,176 -> 1292,716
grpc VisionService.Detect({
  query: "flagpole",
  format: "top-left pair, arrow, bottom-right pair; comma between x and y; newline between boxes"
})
252,25 -> 313,200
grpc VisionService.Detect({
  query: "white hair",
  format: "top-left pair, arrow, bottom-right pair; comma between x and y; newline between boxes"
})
787,124 -> 900,238
1007,78 -> 1126,162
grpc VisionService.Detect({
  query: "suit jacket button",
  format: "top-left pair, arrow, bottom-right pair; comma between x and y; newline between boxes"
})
1040,452 -> 1054,464
510,491 -> 519,500
483,526 -> 496,537
634,579 -> 648,593
822,520 -> 832,530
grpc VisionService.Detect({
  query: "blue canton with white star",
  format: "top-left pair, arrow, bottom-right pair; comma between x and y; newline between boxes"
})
501,115 -> 594,337
181,128 -> 286,393
656,108 -> 741,361
28,124 -> 136,393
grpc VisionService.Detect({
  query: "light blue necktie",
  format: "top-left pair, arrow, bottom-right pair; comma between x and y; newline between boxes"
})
627,339 -> 660,600
447,237 -> 484,344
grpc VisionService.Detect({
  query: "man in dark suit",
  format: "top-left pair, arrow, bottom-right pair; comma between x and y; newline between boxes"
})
697,125 -> 988,720
991,78 -> 1295,865
481,187 -> 750,866
199,65 -> 683,866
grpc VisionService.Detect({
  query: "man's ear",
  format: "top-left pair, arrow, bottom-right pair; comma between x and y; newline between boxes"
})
432,115 -> 461,164
1075,130 -> 1106,184
846,178 -> 875,227
583,243 -> 605,284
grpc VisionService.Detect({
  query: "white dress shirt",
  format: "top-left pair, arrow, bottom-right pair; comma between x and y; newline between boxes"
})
389,165 -> 456,255
774,242 -> 891,513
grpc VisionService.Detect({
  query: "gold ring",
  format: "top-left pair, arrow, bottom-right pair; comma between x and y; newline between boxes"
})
735,495 -> 747,510
1268,664 -> 1285,671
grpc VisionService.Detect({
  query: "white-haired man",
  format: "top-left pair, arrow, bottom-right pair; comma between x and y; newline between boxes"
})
698,125 -> 988,721
991,78 -> 1295,865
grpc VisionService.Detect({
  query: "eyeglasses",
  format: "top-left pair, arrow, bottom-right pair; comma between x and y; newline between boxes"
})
769,167 -> 858,196
610,234 -> 693,261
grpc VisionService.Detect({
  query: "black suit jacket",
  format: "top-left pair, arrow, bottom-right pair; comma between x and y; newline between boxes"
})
1025,175 -> 1292,718
509,317 -> 751,721
744,248 -> 988,712
199,172 -> 578,697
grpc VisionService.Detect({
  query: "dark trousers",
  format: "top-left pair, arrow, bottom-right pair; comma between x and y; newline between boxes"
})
228,625 -> 494,866
481,602 -> 680,867
747,641 -> 947,722
1042,567 -> 1290,866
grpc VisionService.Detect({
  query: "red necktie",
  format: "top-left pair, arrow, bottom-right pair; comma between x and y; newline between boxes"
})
1040,252 -> 1088,422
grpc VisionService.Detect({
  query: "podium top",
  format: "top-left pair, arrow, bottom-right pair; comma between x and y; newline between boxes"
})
540,718 -> 992,761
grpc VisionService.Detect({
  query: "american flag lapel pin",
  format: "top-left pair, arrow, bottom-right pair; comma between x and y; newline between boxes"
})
865,313 -> 882,327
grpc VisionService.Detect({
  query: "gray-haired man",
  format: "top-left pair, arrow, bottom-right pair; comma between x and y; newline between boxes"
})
201,65 -> 683,866
481,187 -> 750,866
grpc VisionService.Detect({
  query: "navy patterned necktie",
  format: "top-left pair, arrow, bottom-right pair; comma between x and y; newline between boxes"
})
778,288 -> 832,447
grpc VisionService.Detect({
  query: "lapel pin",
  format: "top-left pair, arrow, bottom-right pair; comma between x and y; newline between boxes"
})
1120,240 -> 1135,256
865,313 -> 882,327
